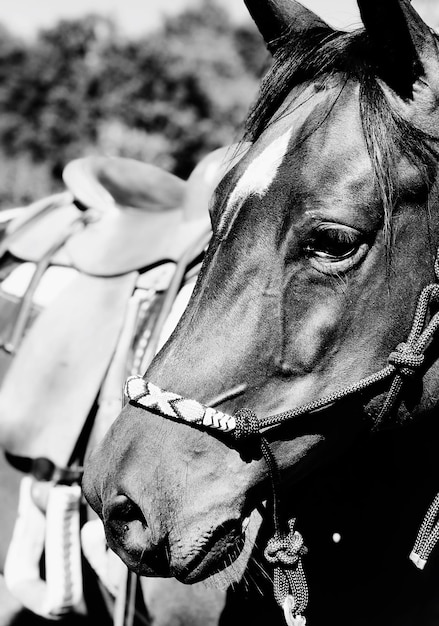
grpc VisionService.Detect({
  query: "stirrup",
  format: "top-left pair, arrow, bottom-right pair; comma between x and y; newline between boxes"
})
4,476 -> 84,619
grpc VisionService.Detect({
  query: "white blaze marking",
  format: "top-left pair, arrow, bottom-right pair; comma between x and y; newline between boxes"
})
221,128 -> 293,229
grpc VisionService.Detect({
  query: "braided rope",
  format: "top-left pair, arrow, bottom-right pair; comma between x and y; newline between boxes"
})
265,519 -> 309,622
125,377 -> 237,433
410,493 -> 439,570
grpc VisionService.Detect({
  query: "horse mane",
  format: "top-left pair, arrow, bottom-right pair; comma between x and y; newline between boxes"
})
243,28 -> 439,240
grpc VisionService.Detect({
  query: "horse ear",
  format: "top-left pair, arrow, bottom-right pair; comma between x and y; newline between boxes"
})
358,0 -> 439,99
244,0 -> 333,53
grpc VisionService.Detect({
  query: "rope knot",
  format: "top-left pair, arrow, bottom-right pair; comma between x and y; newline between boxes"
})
233,408 -> 260,442
388,342 -> 424,377
264,519 -> 308,568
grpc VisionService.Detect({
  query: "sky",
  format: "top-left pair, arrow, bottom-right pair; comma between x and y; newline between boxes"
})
0,0 -> 437,39
0,0 -> 361,39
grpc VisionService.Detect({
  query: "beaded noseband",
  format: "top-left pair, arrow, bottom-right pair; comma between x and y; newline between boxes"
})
125,250 -> 439,626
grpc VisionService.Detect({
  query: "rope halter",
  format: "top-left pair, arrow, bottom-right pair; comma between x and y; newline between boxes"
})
264,519 -> 308,568
124,248 -> 439,625
388,343 -> 425,378
125,377 -> 309,622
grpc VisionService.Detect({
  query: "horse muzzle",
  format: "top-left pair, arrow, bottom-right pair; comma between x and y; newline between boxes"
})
102,491 -> 248,581
82,400 -> 266,582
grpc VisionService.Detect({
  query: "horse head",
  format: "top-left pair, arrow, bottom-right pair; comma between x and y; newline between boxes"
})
83,0 -> 439,609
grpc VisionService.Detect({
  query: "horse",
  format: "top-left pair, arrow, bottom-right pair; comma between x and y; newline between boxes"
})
82,0 -> 439,624
0,147 -> 248,626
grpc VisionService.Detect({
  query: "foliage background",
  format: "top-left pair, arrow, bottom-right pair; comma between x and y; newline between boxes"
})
0,0 -> 269,208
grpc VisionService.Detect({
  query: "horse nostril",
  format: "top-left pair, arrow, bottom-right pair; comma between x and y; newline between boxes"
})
104,495 -> 149,552
105,494 -> 148,529
103,494 -> 170,576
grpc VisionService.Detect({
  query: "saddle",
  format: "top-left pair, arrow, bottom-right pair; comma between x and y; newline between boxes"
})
0,143 -> 250,619
4,146 -> 244,278
0,144 -> 243,465
7,160 -> 192,276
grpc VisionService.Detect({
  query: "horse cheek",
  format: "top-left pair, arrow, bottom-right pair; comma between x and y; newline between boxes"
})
278,277 -> 340,376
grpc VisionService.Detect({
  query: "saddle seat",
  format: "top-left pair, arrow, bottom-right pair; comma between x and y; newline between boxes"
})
5,149 -> 235,277
63,155 -> 186,214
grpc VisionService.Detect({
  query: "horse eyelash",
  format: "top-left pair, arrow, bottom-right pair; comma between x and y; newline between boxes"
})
315,224 -> 360,242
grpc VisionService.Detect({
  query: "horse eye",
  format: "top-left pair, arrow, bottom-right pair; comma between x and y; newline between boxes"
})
305,225 -> 362,260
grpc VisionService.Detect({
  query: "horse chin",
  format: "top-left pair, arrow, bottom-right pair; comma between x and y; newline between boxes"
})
174,531 -> 247,584
172,510 -> 260,584
106,516 -> 249,582
109,528 -> 247,583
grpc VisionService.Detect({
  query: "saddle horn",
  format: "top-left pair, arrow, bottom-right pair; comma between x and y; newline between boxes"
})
244,0 -> 332,53
357,0 -> 439,99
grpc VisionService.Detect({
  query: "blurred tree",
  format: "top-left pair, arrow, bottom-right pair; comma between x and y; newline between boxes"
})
99,0 -> 264,176
0,0 -> 267,206
0,15 -> 115,172
234,24 -> 270,78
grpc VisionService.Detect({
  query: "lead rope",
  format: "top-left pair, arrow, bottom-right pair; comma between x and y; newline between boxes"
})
233,409 -> 308,624
375,254 -> 439,424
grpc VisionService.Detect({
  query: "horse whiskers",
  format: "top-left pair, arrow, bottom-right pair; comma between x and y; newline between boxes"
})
241,568 -> 263,596
248,554 -> 272,585
137,544 -> 148,571
222,554 -> 239,589
202,546 -> 246,591
202,542 -> 270,597
216,559 -> 240,590
222,535 -> 258,589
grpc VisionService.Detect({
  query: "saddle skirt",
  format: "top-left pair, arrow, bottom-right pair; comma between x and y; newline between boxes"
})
0,271 -> 138,465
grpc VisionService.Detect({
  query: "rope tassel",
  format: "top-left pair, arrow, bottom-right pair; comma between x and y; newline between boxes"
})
282,595 -> 307,626
264,519 -> 309,625
410,492 -> 439,570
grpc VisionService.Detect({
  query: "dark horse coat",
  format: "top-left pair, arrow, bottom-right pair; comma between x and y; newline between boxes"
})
84,1 -> 439,624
